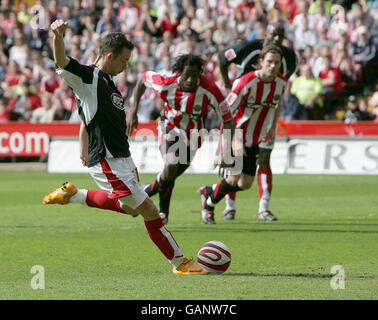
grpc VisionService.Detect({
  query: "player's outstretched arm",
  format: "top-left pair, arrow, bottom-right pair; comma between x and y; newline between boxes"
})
218,55 -> 232,90
51,19 -> 70,69
126,78 -> 146,136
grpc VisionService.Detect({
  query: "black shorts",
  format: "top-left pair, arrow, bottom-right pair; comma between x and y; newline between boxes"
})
241,145 -> 259,176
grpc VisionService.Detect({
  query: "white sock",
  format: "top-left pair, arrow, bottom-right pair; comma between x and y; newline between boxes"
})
69,189 -> 88,204
225,194 -> 236,211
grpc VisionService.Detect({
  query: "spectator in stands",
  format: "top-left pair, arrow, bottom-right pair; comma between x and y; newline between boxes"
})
30,92 -> 58,123
318,55 -> 343,119
312,45 -> 332,77
281,83 -> 301,121
136,0 -> 161,38
59,6 -> 82,35
6,80 -> 41,121
230,8 -> 250,41
212,16 -> 234,50
95,7 -> 121,35
358,96 -> 375,121
343,95 -> 362,123
40,67 -> 60,93
290,63 -> 324,120
352,25 -> 377,86
309,0 -> 332,16
9,33 -> 29,69
117,0 -> 140,33
191,4 -> 215,35
136,42 -> 156,70
293,14 -> 317,51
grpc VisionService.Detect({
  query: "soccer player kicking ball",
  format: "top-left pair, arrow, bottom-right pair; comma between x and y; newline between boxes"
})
43,19 -> 208,275
127,54 -> 234,225
198,44 -> 287,223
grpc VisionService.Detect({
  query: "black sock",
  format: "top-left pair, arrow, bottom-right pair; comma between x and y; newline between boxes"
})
145,177 -> 160,197
209,179 -> 241,205
158,178 -> 175,215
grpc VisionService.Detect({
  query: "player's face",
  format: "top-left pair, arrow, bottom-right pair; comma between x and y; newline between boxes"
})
260,52 -> 282,81
108,47 -> 131,75
265,28 -> 284,46
179,66 -> 200,91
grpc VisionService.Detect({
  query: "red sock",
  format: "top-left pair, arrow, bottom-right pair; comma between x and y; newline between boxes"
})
144,218 -> 183,262
228,192 -> 236,201
86,190 -> 126,214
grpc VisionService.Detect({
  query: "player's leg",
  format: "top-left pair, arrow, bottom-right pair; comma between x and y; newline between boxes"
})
198,146 -> 257,224
256,147 -> 277,221
223,192 -> 237,220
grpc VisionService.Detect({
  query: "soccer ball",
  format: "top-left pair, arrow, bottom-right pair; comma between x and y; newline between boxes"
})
197,241 -> 231,274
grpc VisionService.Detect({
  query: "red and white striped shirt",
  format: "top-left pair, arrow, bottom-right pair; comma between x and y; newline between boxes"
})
227,70 -> 287,147
144,71 -> 232,142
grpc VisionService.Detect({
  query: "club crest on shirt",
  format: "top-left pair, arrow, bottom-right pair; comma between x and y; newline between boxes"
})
111,93 -> 124,110
224,49 -> 236,61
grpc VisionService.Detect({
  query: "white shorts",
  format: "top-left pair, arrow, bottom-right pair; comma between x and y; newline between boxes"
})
89,157 -> 148,210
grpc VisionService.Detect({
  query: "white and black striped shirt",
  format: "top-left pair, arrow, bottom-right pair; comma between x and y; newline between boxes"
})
57,57 -> 130,167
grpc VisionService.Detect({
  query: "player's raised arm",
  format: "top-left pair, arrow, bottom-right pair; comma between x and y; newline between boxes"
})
51,19 -> 70,69
218,54 -> 232,90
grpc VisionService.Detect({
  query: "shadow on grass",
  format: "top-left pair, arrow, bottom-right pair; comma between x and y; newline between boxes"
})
171,226 -> 378,234
220,273 -> 376,279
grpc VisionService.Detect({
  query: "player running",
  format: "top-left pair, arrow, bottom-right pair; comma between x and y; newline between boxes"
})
198,44 -> 287,224
43,19 -> 208,275
127,54 -> 234,225
216,22 -> 298,222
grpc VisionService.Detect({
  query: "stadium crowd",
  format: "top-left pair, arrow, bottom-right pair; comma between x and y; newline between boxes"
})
0,0 -> 377,127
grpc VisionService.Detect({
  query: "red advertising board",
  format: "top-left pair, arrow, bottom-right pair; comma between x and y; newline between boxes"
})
1,121 -> 377,156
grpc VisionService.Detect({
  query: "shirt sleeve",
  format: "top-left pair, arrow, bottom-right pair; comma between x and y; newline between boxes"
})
143,71 -> 172,94
218,40 -> 257,68
208,82 -> 233,122
226,77 -> 248,113
56,57 -> 94,96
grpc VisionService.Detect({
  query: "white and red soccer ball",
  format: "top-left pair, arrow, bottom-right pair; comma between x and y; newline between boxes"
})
197,241 -> 231,274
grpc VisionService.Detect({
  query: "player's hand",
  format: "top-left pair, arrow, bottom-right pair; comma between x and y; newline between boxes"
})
51,19 -> 68,38
213,154 -> 235,176
263,127 -> 276,146
126,112 -> 138,136
80,151 -> 88,167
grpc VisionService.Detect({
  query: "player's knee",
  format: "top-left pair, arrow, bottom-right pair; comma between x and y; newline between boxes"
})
162,163 -> 179,181
238,180 -> 253,190
136,197 -> 160,220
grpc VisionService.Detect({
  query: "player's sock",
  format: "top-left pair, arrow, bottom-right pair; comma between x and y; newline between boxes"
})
158,177 -> 175,215
144,218 -> 184,267
85,189 -> 126,214
69,189 -> 87,204
225,192 -> 237,211
145,174 -> 161,196
209,179 -> 241,205
257,168 -> 272,213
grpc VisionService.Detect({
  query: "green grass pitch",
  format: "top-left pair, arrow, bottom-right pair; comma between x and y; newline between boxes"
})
0,171 -> 377,300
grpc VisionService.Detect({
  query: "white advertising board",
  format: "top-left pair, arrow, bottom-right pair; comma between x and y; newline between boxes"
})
47,138 -> 378,175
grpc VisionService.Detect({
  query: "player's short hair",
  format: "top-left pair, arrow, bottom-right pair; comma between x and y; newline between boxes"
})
99,32 -> 134,58
259,44 -> 283,61
172,54 -> 204,74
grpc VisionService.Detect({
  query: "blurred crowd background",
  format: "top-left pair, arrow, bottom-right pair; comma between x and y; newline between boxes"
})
0,0 -> 377,128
